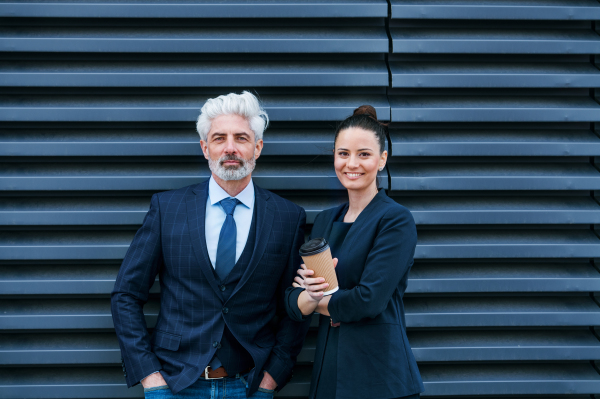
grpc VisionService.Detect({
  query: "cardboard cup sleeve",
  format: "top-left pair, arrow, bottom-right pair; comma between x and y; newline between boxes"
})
299,238 -> 339,295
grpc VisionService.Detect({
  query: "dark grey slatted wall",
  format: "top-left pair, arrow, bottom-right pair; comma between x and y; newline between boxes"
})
0,0 -> 599,398
387,0 -> 600,397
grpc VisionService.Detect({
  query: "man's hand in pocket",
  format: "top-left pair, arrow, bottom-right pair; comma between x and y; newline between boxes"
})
141,372 -> 167,389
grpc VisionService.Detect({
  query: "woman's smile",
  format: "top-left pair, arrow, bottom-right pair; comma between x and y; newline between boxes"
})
344,172 -> 364,179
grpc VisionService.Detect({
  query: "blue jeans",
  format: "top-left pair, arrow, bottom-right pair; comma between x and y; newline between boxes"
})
143,373 -> 274,399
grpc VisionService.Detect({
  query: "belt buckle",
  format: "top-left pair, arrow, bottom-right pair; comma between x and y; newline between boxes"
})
204,366 -> 223,380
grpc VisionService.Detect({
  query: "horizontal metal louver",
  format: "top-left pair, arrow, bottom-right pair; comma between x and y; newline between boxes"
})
1,0 -> 599,398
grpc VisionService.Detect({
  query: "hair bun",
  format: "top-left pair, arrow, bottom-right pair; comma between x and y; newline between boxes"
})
352,105 -> 378,121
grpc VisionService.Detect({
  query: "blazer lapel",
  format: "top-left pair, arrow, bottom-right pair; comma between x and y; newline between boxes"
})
229,184 -> 273,300
187,180 -> 222,298
339,190 -> 387,253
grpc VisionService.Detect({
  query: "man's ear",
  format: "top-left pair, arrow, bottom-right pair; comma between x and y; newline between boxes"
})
200,140 -> 209,160
254,139 -> 264,160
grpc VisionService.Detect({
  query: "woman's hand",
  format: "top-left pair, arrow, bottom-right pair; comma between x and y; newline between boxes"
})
292,263 -> 310,289
293,259 -> 338,302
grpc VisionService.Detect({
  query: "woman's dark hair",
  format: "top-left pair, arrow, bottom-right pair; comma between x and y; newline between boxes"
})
334,105 -> 388,154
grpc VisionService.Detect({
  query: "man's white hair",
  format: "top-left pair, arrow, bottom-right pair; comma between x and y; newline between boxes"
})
196,91 -> 269,142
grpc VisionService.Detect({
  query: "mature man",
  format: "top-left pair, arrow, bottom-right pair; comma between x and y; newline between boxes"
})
111,91 -> 310,398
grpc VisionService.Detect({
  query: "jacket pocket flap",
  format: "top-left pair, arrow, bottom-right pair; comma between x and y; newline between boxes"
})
152,330 -> 181,351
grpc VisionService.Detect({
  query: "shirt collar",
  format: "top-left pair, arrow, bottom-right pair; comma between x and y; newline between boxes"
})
208,176 -> 254,209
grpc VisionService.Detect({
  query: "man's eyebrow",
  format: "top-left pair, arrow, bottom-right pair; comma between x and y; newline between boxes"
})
211,132 -> 250,136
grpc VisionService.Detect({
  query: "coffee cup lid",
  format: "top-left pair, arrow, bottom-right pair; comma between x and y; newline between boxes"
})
299,238 -> 329,257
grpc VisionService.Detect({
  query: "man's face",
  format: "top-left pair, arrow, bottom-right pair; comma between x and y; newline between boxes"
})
200,114 -> 264,181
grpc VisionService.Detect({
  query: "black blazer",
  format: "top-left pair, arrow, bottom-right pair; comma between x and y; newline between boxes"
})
111,180 -> 311,395
286,190 -> 424,399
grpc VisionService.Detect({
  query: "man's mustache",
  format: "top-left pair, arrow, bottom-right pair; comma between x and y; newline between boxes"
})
219,154 -> 245,167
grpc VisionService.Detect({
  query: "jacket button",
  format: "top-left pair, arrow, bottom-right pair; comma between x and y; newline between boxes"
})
213,341 -> 220,348
222,307 -> 229,314
219,285 -> 226,292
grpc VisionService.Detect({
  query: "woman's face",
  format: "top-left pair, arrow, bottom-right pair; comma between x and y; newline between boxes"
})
334,127 -> 387,192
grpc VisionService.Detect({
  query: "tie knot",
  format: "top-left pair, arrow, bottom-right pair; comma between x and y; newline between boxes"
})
220,198 -> 240,216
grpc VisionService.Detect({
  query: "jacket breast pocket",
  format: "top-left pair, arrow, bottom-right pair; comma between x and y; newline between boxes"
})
152,330 -> 181,351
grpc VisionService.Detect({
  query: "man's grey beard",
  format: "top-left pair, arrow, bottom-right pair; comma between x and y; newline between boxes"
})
208,152 -> 256,181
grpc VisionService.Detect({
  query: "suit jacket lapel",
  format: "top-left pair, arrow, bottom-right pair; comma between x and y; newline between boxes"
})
187,180 -> 222,298
339,190 -> 387,253
229,184 -> 273,300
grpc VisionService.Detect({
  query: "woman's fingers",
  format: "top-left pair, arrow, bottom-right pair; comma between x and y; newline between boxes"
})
306,280 -> 329,293
308,285 -> 329,293
303,276 -> 325,287
297,268 -> 314,279
293,276 -> 306,288
306,291 -> 324,301
332,258 -> 338,268
292,282 -> 300,288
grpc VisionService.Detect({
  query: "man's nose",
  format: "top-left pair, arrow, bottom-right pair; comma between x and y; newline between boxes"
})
224,137 -> 237,154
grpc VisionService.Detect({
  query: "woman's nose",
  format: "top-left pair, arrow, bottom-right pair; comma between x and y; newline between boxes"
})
348,155 -> 360,168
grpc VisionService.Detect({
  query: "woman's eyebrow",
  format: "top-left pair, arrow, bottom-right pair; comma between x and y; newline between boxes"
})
336,147 -> 374,151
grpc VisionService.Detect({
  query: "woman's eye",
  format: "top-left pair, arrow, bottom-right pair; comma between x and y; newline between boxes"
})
338,152 -> 349,157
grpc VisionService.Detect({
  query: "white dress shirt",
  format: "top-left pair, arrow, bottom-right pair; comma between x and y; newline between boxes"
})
205,176 -> 255,268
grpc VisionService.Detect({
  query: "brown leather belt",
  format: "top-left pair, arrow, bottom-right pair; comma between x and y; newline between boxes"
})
201,366 -> 252,380
201,366 -> 229,379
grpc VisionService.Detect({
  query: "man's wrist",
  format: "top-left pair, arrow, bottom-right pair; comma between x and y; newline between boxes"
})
140,371 -> 165,389
141,371 -> 160,382
259,370 -> 278,390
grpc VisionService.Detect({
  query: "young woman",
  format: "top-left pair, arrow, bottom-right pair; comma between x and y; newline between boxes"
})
285,106 -> 424,399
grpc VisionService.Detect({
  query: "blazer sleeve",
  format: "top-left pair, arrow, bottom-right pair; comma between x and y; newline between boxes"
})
328,206 -> 417,323
263,207 -> 312,388
111,193 -> 164,387
283,210 -> 323,322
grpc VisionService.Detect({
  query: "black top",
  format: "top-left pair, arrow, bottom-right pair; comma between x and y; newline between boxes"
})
286,208 -> 351,398
314,211 -> 352,398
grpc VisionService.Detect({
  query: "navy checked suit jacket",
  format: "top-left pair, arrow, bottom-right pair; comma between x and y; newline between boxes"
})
111,180 -> 310,395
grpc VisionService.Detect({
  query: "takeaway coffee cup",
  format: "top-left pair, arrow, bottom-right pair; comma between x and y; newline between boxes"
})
299,238 -> 339,295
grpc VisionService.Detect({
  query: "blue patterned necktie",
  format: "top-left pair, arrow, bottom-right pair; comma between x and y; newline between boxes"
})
215,198 -> 240,281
